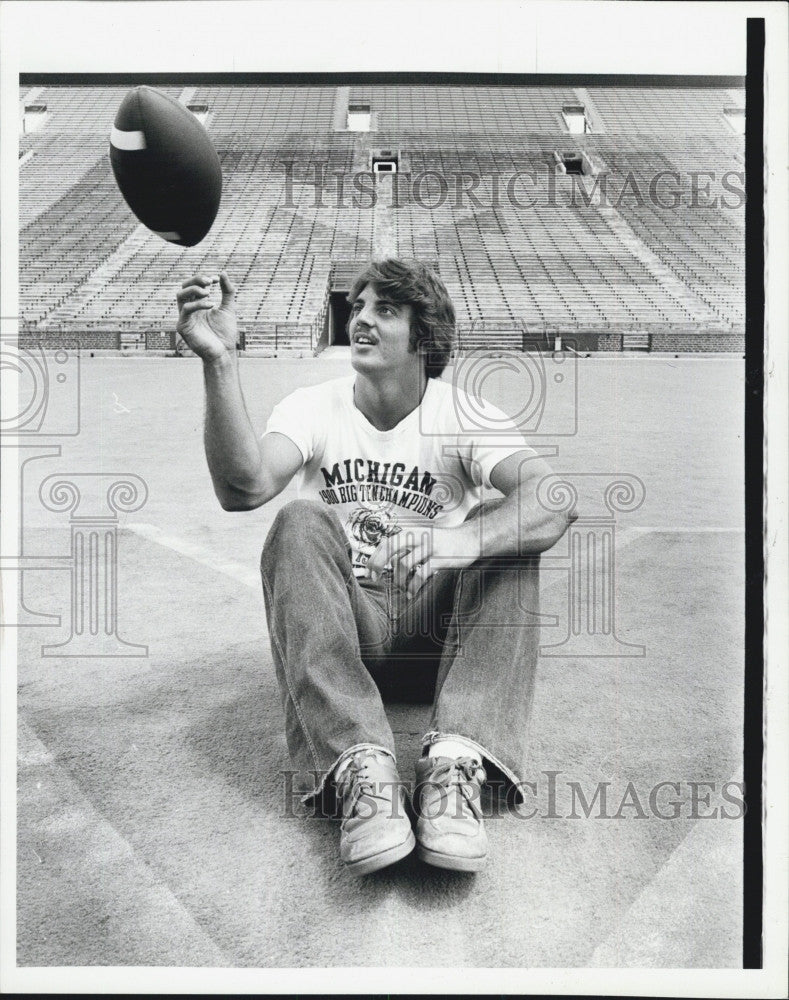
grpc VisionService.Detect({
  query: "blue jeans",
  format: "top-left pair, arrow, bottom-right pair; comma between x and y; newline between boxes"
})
260,499 -> 540,802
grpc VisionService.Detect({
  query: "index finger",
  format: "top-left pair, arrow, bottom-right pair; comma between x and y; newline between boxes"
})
180,273 -> 219,289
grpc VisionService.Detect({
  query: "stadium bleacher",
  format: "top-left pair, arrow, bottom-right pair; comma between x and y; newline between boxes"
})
18,84 -> 745,353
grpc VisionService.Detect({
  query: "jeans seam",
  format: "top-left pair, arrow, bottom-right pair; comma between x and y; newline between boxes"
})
260,569 -> 321,774
441,562 -> 466,664
427,563 -> 524,788
355,576 -> 393,654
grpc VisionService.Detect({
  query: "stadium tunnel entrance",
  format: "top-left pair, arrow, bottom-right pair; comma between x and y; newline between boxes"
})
328,291 -> 352,345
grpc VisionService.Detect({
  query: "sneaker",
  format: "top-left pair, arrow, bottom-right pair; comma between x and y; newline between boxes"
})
334,750 -> 415,876
414,755 -> 488,871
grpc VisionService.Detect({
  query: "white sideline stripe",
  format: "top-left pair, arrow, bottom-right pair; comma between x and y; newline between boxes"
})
18,718 -> 231,964
628,526 -> 743,533
125,522 -> 261,590
580,525 -> 742,565
110,126 -> 147,150
589,769 -> 744,967
535,523 -> 739,600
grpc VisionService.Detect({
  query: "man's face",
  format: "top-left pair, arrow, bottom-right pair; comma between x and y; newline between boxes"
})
348,284 -> 420,379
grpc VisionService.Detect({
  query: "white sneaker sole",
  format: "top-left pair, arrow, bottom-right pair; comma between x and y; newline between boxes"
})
417,844 -> 487,872
344,829 -> 416,876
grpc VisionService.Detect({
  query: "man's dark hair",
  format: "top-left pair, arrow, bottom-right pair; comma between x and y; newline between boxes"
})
347,258 -> 456,378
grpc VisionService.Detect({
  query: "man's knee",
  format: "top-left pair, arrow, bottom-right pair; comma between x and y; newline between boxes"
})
274,498 -> 337,530
261,499 -> 341,567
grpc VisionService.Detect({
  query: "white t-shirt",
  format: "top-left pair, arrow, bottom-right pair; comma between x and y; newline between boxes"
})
264,374 -> 536,576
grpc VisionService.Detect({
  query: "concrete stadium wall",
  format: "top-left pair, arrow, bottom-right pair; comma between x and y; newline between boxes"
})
566,334 -> 623,351
19,332 -> 116,350
650,333 -> 745,353
18,331 -> 176,352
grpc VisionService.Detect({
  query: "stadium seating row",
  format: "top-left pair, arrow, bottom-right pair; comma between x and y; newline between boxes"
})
194,86 -> 337,131
20,85 -> 744,136
347,86 -> 577,132
589,88 -> 741,134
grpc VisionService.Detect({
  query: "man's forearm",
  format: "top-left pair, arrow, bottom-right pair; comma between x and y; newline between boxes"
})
202,353 -> 266,507
457,491 -> 573,561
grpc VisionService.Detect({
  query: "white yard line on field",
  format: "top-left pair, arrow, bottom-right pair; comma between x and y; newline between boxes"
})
125,522 -> 262,590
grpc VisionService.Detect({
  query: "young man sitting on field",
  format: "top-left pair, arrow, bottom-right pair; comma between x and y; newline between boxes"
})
176,259 -> 572,874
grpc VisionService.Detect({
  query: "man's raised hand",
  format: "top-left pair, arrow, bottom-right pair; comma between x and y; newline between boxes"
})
176,271 -> 238,362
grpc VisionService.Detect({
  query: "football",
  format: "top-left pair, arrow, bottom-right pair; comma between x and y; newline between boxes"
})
109,86 -> 222,247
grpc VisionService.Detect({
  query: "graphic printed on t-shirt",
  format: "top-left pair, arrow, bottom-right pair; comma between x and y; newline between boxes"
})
318,457 -> 444,573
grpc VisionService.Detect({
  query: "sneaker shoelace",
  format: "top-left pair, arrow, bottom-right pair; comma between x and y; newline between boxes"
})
336,754 -> 395,822
423,756 -> 486,820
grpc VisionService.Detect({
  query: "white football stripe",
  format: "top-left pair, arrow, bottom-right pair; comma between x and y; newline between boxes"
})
110,126 -> 147,150
154,231 -> 182,241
